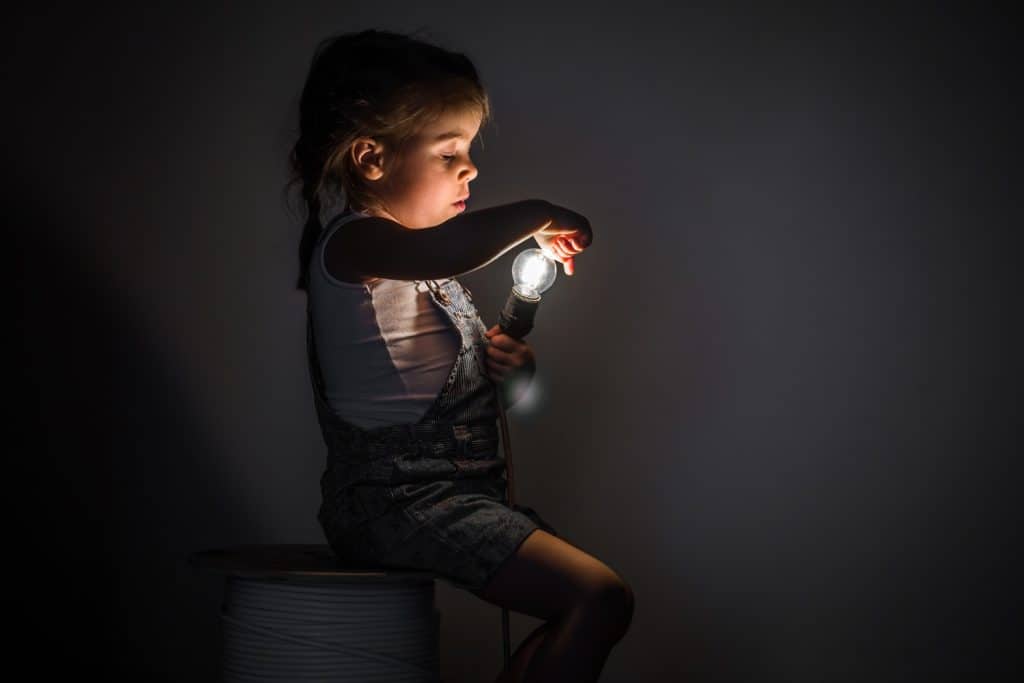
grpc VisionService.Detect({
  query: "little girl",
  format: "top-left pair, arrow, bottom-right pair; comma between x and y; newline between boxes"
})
289,29 -> 634,682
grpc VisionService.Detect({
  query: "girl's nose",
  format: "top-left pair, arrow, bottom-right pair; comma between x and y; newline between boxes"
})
461,160 -> 478,182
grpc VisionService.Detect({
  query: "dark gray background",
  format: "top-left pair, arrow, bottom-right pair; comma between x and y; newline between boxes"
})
6,1 -> 1018,681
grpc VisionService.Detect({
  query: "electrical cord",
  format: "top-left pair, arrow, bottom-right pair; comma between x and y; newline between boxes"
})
495,389 -> 517,675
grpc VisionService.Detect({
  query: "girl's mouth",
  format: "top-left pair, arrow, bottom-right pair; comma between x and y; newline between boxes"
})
454,200 -> 466,211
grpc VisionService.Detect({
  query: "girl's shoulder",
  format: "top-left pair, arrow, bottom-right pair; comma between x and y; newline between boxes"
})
318,210 -> 380,287
320,209 -> 394,250
321,208 -> 372,237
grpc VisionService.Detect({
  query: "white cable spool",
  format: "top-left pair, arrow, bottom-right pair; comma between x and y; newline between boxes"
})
190,544 -> 442,682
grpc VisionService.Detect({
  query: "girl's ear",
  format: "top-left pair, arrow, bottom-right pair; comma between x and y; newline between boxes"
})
351,138 -> 385,181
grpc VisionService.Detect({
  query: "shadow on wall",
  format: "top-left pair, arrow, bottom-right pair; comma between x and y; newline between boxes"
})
9,174 -> 251,681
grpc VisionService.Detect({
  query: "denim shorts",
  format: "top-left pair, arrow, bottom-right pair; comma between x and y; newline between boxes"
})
321,472 -> 558,592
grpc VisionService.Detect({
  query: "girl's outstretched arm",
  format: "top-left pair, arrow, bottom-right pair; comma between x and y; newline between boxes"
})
323,199 -> 579,282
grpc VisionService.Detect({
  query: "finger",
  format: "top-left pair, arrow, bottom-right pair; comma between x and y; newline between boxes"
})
491,346 -> 528,370
487,332 -> 525,353
487,338 -> 513,357
488,355 -> 514,370
487,345 -> 518,366
565,257 -> 574,276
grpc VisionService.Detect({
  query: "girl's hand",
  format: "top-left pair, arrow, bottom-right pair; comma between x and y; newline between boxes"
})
484,325 -> 536,403
533,203 -> 593,276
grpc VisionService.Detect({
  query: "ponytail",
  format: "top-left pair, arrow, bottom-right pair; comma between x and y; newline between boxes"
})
296,182 -> 323,292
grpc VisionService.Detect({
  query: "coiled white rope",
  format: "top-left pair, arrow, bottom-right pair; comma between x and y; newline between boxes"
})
219,576 -> 441,682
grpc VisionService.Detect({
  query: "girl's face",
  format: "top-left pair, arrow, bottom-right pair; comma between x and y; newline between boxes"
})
365,107 -> 481,229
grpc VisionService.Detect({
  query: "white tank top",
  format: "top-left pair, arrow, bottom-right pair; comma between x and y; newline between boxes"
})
308,209 -> 461,429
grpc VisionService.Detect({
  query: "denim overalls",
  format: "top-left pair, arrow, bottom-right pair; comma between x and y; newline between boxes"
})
308,213 -> 558,592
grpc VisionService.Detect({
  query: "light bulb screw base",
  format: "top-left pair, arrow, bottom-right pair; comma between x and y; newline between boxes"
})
499,288 -> 540,339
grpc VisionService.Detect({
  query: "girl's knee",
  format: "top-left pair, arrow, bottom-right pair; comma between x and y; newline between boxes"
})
619,579 -> 635,620
583,573 -> 635,627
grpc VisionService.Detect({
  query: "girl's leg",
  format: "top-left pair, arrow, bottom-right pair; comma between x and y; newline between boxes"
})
494,622 -> 550,683
472,529 -> 635,683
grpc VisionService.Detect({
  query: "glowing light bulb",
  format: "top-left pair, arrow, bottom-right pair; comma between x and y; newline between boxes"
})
511,248 -> 557,300
499,249 -> 559,340
509,248 -> 557,300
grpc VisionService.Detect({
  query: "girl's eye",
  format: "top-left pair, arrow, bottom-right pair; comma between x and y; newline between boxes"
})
441,154 -> 456,162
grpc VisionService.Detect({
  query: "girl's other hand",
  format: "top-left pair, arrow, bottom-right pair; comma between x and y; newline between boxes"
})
483,324 -> 536,383
533,203 -> 593,276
